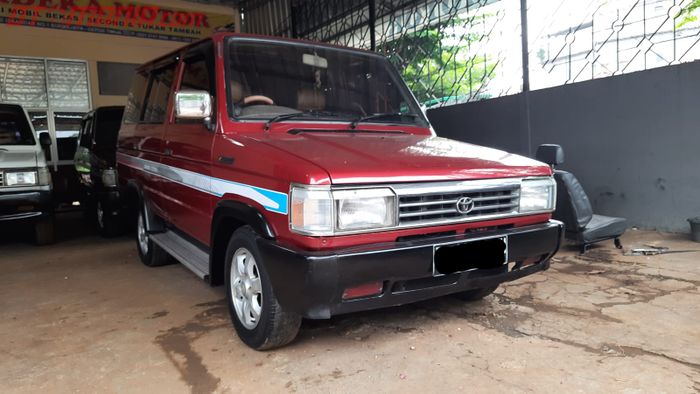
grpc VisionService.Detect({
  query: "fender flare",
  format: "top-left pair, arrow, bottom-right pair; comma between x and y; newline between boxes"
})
209,200 -> 276,285
124,180 -> 164,232
211,200 -> 276,240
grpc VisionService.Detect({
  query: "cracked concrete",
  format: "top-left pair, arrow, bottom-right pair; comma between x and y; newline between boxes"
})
1,214 -> 699,393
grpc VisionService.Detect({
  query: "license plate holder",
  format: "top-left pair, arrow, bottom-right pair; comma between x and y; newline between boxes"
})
432,236 -> 508,277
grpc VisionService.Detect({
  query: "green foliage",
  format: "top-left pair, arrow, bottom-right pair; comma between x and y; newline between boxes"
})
384,21 -> 496,106
678,0 -> 700,28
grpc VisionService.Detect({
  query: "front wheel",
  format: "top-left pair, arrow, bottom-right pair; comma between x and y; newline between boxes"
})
225,226 -> 301,350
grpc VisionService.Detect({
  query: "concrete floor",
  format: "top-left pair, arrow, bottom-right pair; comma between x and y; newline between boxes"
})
1,213 -> 699,393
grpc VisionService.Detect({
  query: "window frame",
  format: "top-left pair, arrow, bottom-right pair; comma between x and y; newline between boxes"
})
139,58 -> 179,125
222,37 -> 428,127
174,40 -> 216,128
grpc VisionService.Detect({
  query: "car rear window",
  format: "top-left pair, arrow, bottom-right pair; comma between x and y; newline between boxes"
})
0,106 -> 35,146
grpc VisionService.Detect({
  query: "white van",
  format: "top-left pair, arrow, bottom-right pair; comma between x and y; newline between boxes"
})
0,103 -> 55,244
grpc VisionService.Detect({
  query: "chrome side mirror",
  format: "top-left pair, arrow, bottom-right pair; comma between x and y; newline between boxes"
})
175,90 -> 212,119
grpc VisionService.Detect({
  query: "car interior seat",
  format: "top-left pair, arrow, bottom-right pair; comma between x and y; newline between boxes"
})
536,144 -> 627,254
297,88 -> 326,112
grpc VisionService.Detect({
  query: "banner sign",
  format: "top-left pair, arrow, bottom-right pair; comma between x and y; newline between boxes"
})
0,0 -> 238,42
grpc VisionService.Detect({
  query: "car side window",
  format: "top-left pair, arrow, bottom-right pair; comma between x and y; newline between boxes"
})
177,41 -> 215,125
123,70 -> 148,124
79,117 -> 93,148
142,63 -> 177,124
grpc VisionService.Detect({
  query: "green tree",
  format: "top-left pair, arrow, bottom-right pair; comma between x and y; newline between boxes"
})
678,0 -> 700,27
383,20 -> 496,106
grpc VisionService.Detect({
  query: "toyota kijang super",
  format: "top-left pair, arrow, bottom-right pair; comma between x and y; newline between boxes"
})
117,33 -> 563,350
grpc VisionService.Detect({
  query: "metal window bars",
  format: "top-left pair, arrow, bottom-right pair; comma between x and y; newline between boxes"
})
239,0 -> 700,108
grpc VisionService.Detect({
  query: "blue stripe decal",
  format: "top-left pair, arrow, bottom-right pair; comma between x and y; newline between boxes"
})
118,153 -> 288,215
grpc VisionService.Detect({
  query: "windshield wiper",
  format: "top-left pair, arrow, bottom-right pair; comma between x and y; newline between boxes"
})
263,110 -> 343,131
349,113 -> 419,129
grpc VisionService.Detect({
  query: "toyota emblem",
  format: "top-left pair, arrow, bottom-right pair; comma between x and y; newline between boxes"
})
456,197 -> 475,214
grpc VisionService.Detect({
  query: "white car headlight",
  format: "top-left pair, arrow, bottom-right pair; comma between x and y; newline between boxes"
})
334,189 -> 397,231
5,170 -> 37,186
519,177 -> 556,213
290,186 -> 397,235
38,167 -> 52,186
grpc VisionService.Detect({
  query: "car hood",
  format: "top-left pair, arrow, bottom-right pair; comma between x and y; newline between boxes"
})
244,132 -> 551,184
0,145 -> 42,169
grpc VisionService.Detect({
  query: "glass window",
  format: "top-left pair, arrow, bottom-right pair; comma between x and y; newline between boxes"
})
54,112 -> 83,161
0,57 -> 48,108
79,116 -> 94,148
225,39 -> 424,124
123,70 -> 148,124
46,60 -> 90,111
0,105 -> 35,145
97,62 -> 138,96
143,64 -> 176,124
182,57 -> 211,93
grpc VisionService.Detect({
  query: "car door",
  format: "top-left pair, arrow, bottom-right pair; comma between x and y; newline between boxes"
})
160,41 -> 217,245
132,60 -> 179,222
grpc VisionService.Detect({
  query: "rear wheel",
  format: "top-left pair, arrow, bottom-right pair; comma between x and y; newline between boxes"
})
136,201 -> 170,267
453,286 -> 499,302
34,215 -> 55,245
225,226 -> 301,350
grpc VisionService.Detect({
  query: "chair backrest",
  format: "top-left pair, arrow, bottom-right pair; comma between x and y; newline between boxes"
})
536,144 -> 564,167
553,170 -> 593,231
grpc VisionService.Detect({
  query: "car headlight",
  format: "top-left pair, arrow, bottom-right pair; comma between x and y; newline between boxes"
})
334,189 -> 397,231
5,170 -> 37,186
102,168 -> 117,188
290,186 -> 397,235
519,177 -> 556,213
38,167 -> 52,186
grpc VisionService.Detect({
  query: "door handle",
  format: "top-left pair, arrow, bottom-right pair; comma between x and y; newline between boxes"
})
218,155 -> 235,165
163,148 -> 173,156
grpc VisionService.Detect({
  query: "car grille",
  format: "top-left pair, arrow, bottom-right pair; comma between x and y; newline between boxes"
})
397,184 -> 521,226
0,172 -> 4,187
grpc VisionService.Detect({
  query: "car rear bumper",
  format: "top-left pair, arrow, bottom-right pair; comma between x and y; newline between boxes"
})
0,190 -> 53,222
258,220 -> 564,319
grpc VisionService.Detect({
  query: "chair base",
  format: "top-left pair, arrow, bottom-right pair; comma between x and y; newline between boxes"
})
579,237 -> 623,255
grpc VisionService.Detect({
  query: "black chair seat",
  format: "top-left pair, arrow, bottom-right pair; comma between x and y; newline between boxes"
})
536,144 -> 627,253
577,214 -> 627,244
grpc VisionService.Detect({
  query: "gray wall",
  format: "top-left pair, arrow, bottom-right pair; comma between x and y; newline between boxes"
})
427,60 -> 700,233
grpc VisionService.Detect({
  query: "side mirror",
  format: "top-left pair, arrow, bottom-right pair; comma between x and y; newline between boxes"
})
175,90 -> 212,120
536,144 -> 564,168
39,132 -> 52,147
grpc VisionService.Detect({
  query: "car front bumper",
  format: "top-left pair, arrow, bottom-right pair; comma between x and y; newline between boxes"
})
0,190 -> 53,222
258,220 -> 564,319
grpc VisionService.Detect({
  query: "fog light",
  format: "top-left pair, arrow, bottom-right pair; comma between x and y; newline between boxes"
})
342,281 -> 383,300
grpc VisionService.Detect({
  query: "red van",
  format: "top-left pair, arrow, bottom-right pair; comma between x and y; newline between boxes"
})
117,33 -> 563,350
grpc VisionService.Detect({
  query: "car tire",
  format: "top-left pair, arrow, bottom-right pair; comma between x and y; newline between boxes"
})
34,215 -> 55,246
225,226 -> 301,350
453,285 -> 499,302
135,201 -> 170,267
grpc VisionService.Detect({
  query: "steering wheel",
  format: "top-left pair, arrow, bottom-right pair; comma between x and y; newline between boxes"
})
241,95 -> 274,106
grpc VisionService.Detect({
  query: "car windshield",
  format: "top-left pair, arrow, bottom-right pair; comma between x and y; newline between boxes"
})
0,106 -> 35,146
226,39 -> 424,125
